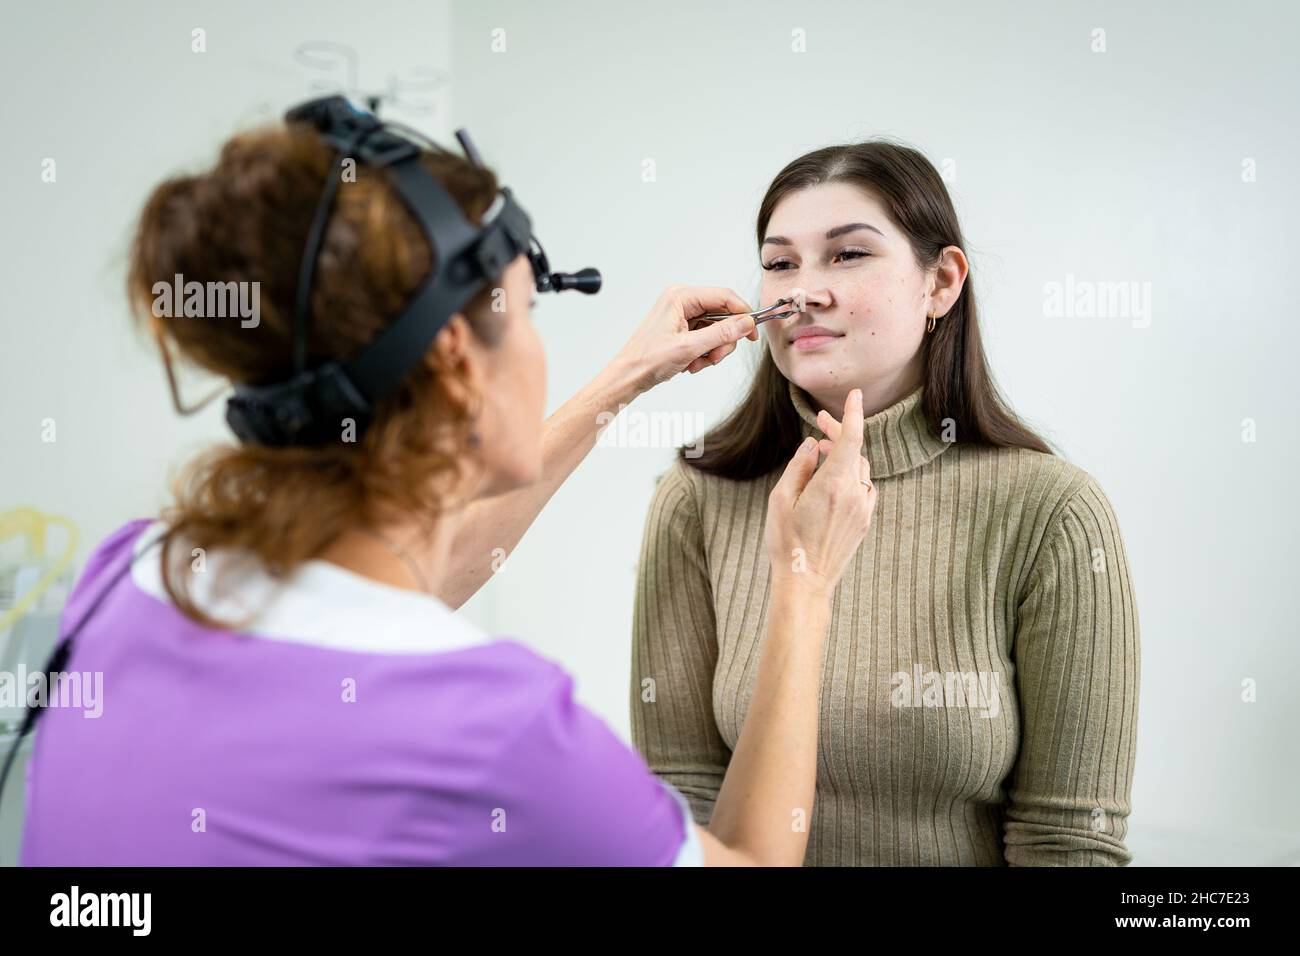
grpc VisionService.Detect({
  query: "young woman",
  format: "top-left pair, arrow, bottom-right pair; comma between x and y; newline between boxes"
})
631,142 -> 1140,867
18,116 -> 879,866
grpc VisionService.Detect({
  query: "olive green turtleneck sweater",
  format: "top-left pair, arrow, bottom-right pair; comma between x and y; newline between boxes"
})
630,381 -> 1140,866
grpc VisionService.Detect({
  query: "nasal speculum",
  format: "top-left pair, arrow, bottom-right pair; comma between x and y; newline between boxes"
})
695,297 -> 797,326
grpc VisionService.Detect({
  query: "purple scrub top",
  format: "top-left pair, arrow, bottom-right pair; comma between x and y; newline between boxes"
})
19,520 -> 700,866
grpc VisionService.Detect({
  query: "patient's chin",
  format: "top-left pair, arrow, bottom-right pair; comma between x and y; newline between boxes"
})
788,365 -> 853,400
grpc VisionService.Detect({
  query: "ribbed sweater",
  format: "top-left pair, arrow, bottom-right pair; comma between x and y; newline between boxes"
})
630,381 -> 1140,866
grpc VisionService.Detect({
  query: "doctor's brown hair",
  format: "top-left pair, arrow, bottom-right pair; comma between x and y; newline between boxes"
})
126,122 -> 505,628
682,141 -> 1051,478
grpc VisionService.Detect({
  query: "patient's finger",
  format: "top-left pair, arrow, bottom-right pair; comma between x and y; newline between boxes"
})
771,437 -> 819,511
816,408 -> 842,442
824,389 -> 864,476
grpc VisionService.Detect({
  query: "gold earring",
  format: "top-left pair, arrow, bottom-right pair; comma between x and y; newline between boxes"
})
926,312 -> 936,333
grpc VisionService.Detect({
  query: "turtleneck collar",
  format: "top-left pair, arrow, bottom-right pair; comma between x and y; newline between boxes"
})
787,379 -> 951,479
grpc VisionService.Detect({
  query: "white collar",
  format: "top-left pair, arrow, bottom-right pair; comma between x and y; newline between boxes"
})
130,520 -> 491,655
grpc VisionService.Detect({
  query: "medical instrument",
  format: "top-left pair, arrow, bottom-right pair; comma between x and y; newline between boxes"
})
692,297 -> 797,327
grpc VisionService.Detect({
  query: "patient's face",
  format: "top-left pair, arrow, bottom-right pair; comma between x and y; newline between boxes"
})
759,181 -> 929,413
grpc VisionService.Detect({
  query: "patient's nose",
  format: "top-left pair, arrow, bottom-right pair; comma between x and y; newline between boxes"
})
789,286 -> 830,312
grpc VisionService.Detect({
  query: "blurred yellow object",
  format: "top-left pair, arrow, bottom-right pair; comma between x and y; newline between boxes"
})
0,508 -> 78,634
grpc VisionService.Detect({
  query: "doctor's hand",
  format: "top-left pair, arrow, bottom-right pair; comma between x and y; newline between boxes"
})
612,285 -> 760,396
764,388 -> 877,597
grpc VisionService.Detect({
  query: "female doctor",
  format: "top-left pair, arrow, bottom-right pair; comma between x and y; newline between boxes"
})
18,113 -> 877,867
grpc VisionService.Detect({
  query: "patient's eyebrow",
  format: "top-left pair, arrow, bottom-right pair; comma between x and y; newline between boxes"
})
762,222 -> 885,246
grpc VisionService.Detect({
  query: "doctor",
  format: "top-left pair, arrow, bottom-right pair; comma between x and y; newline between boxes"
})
18,99 -> 878,867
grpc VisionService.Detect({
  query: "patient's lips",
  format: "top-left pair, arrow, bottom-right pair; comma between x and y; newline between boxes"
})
788,324 -> 844,351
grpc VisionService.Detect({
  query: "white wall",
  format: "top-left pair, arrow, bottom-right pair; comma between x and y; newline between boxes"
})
2,0 -> 1297,863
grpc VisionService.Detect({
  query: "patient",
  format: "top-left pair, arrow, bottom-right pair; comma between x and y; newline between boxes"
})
630,142 -> 1140,866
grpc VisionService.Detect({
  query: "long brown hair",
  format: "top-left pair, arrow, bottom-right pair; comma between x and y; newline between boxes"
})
127,121 -> 505,628
683,140 -> 1052,479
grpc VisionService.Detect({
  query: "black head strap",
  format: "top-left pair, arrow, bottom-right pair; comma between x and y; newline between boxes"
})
223,96 -> 598,448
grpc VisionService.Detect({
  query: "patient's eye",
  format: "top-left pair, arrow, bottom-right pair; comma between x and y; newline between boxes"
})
763,248 -> 871,271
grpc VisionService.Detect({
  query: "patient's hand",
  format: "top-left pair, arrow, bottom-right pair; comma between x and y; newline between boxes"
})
764,389 -> 877,596
612,285 -> 760,395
